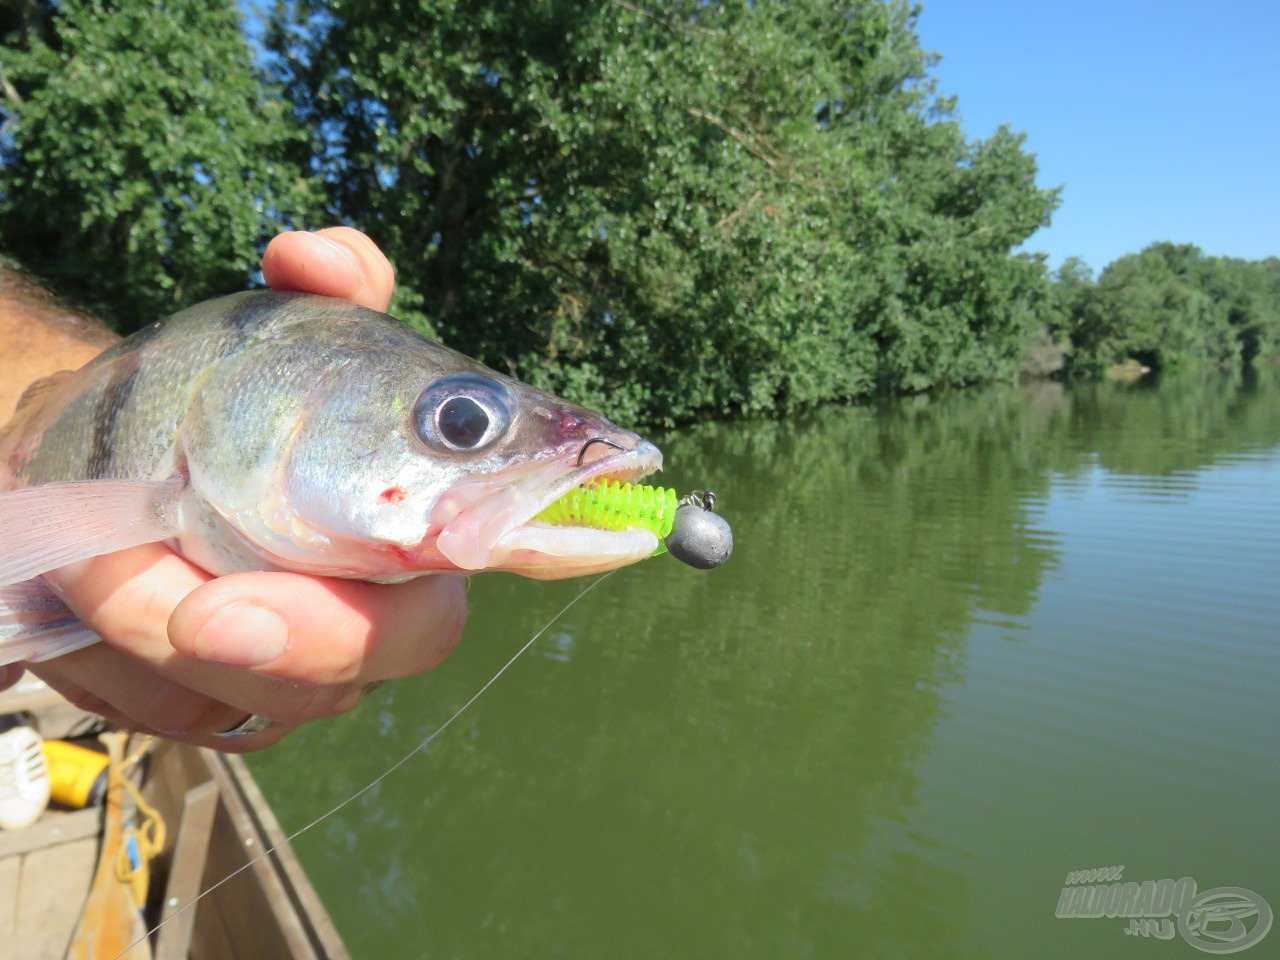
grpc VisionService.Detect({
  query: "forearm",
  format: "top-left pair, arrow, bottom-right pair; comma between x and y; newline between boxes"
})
0,267 -> 119,423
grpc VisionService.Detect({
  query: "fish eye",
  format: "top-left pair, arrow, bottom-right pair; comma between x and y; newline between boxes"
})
413,373 -> 515,453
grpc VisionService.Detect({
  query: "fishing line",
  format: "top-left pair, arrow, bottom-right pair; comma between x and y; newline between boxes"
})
116,570 -> 616,959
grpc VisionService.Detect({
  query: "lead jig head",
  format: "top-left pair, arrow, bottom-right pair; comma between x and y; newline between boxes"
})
666,490 -> 733,569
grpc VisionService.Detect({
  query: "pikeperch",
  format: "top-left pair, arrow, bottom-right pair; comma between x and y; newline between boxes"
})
0,291 -> 670,664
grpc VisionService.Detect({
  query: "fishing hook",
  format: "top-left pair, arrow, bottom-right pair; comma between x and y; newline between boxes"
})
576,436 -> 626,467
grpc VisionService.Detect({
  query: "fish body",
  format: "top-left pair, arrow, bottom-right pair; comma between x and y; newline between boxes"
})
0,291 -> 663,662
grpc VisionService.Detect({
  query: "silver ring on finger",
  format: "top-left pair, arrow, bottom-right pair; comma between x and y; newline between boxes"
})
214,713 -> 274,738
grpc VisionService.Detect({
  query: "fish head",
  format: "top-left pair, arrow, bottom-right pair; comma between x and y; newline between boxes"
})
407,370 -> 663,579
186,299 -> 663,581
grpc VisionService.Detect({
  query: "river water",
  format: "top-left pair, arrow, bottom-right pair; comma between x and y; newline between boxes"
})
249,369 -> 1279,959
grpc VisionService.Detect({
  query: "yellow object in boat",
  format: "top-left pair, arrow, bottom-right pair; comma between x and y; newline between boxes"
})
43,739 -> 109,809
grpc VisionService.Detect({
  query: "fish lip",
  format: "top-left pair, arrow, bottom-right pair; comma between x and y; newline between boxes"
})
433,440 -> 663,571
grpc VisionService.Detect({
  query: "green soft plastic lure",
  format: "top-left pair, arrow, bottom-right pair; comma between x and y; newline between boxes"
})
535,480 -> 679,555
535,480 -> 734,568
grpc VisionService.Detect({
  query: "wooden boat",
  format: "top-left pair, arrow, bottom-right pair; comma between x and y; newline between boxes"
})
0,677 -> 350,959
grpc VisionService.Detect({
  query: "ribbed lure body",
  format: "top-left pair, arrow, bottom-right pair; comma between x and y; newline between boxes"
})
534,480 -> 678,553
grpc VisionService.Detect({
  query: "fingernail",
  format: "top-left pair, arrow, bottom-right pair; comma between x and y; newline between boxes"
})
192,603 -> 291,667
314,235 -> 360,280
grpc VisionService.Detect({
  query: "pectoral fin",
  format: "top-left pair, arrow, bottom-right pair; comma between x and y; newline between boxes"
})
0,581 -> 102,664
0,476 -> 185,586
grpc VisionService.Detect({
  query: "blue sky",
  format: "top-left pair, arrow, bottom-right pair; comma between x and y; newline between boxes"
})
915,1 -> 1279,273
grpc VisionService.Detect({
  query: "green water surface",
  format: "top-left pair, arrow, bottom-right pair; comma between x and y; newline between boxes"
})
249,369 -> 1280,959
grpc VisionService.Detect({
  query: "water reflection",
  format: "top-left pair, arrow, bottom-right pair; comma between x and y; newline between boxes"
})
249,370 -> 1279,959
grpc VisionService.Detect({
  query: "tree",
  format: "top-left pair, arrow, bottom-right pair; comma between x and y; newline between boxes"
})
1093,243 -> 1233,372
1037,244 -> 1280,375
268,0 -> 1057,423
1193,254 -> 1280,364
0,0 -> 314,330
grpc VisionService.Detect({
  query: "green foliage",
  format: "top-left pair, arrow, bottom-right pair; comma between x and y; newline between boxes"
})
15,2 -> 1272,427
1035,244 -> 1280,375
266,0 -> 1056,424
0,0 -> 314,331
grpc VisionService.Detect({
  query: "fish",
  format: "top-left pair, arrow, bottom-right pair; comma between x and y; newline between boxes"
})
0,290 -> 667,664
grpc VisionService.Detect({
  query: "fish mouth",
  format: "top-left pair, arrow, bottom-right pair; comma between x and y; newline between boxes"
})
432,440 -> 663,578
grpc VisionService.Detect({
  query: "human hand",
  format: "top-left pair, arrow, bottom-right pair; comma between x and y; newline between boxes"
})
12,228 -> 468,751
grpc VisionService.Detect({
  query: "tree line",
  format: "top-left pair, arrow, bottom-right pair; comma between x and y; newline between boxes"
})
1,1 -> 1274,426
1034,244 -> 1280,378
